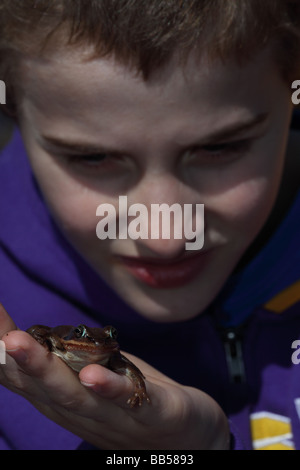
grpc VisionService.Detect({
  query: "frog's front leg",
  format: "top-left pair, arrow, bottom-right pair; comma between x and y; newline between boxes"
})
26,325 -> 53,348
108,352 -> 150,407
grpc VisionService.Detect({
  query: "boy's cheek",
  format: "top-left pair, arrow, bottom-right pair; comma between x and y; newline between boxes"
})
210,177 -> 280,240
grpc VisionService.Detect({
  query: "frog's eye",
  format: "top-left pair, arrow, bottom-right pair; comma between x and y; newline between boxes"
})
104,326 -> 118,340
74,325 -> 86,338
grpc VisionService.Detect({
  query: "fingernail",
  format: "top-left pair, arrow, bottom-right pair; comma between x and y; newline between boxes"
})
80,380 -> 96,388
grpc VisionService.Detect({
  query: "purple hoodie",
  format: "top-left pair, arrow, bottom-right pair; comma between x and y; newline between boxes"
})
0,130 -> 299,450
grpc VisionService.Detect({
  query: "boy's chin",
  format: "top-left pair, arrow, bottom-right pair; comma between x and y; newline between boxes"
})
124,294 -> 208,324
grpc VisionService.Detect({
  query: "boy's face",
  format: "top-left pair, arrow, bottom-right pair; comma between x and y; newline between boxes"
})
18,44 -> 292,322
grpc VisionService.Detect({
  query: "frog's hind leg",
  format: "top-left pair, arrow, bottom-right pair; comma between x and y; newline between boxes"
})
109,353 -> 150,408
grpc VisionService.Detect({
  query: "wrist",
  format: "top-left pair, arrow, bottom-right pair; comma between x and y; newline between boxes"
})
205,404 -> 231,450
183,388 -> 231,450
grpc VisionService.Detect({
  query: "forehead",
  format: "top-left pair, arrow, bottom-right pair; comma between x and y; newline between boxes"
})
19,45 -> 284,147
20,44 -> 281,111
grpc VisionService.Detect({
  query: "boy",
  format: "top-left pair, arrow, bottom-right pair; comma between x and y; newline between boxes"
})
0,0 -> 299,450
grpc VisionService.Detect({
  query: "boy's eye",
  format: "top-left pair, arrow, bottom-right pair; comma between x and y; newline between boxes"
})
202,140 -> 250,156
202,143 -> 232,154
63,152 -> 131,173
187,139 -> 252,164
66,153 -> 109,166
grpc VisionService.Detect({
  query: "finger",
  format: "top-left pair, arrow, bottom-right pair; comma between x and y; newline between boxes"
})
0,303 -> 17,336
1,329 -> 57,399
79,363 -> 153,411
79,363 -> 133,398
2,330 -> 89,405
3,329 -> 49,372
3,329 -> 127,420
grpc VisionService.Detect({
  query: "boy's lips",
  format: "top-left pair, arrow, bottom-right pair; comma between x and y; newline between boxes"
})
115,251 -> 212,288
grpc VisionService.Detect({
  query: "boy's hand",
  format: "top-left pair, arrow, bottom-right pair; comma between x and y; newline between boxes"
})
0,304 -> 229,450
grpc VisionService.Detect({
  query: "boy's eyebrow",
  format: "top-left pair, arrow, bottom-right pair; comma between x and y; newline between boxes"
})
40,112 -> 269,153
39,136 -> 110,154
202,112 -> 269,143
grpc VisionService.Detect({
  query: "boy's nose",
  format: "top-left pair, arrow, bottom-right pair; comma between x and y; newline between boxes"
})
125,175 -> 201,258
135,226 -> 188,260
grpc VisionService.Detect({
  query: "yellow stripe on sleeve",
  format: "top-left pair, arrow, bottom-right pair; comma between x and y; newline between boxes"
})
264,280 -> 300,313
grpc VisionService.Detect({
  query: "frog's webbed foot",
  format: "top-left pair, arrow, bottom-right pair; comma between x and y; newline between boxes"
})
124,368 -> 151,408
110,352 -> 151,408
127,388 -> 151,408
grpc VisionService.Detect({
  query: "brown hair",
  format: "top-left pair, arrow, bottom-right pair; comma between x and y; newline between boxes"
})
1,0 -> 300,114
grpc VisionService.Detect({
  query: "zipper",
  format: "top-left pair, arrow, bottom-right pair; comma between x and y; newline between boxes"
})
219,326 -> 246,384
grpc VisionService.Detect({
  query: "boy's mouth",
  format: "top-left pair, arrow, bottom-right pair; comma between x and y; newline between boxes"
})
115,251 -> 212,289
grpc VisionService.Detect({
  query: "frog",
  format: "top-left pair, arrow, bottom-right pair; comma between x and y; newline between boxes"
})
26,323 -> 150,408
